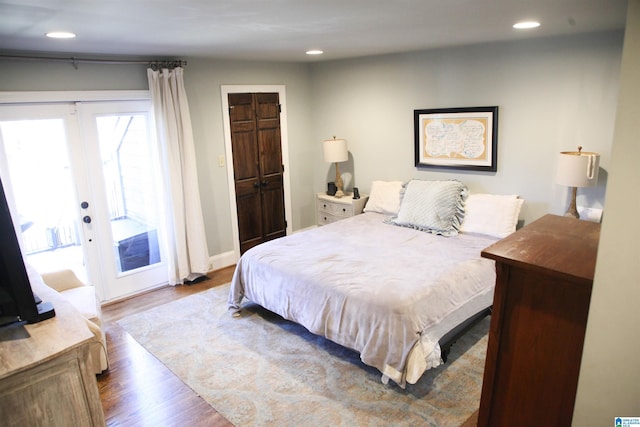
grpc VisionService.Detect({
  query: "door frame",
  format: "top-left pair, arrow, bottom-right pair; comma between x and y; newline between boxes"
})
221,85 -> 292,260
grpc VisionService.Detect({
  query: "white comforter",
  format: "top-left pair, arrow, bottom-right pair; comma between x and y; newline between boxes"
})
228,212 -> 498,386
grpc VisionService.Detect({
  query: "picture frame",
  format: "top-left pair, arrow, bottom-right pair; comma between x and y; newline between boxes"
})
414,106 -> 498,172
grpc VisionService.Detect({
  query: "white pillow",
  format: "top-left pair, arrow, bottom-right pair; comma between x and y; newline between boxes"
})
363,180 -> 404,216
389,179 -> 467,236
460,193 -> 524,238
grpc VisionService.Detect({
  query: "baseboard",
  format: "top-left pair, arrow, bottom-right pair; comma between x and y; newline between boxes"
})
207,228 -> 314,272
209,250 -> 237,272
206,229 -> 317,271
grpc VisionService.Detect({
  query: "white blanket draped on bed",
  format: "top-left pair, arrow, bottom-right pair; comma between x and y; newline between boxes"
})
228,212 -> 498,386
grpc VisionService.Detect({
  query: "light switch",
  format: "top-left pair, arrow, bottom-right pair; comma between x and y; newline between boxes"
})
218,155 -> 225,167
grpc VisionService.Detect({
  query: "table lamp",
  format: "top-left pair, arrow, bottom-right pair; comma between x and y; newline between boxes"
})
323,136 -> 348,198
556,146 -> 599,219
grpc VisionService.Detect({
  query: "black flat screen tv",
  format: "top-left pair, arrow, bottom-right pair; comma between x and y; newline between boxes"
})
0,176 -> 55,326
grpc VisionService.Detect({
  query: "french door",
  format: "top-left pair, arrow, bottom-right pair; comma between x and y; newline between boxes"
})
0,100 -> 169,302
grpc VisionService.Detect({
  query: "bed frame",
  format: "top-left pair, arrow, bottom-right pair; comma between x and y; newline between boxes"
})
439,306 -> 492,363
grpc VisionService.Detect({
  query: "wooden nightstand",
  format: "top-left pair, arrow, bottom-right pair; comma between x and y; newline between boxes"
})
316,192 -> 368,226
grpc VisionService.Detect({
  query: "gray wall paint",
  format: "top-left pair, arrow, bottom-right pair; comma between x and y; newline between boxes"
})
0,59 -> 149,91
182,58 -> 313,255
309,31 -> 622,227
574,0 -> 640,424
1,31 -> 623,253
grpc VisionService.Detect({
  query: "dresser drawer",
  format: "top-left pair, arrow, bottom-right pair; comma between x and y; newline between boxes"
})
317,212 -> 342,226
317,200 -> 354,217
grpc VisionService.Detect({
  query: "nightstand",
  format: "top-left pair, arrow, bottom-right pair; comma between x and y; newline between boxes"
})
316,192 -> 368,226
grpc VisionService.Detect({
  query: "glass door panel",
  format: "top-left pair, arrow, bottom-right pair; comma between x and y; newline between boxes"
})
0,117 -> 87,282
79,100 -> 168,301
95,114 -> 162,274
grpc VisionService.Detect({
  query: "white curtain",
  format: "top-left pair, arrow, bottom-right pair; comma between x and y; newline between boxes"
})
147,67 -> 210,285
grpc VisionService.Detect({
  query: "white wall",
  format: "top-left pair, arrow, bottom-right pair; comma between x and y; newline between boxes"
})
573,0 -> 640,424
309,32 -> 622,227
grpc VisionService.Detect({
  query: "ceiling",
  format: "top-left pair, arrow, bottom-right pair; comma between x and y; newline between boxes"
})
0,0 -> 628,62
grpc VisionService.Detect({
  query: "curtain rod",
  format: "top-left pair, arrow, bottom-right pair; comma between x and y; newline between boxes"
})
0,54 -> 186,70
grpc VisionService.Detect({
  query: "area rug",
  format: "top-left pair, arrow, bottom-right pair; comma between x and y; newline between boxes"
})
118,283 -> 490,427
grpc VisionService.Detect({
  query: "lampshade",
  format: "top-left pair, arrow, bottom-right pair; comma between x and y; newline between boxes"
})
556,148 -> 600,188
323,137 -> 348,163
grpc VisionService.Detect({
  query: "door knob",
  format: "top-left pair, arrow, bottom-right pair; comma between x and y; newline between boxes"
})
261,181 -> 268,186
253,182 -> 260,189
83,215 -> 92,224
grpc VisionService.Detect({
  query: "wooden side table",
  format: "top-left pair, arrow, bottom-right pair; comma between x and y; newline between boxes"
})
0,277 -> 106,426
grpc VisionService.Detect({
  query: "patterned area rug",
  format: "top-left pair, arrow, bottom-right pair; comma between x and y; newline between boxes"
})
118,283 -> 489,427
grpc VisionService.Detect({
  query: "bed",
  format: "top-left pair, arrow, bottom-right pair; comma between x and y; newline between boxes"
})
228,179 -> 524,387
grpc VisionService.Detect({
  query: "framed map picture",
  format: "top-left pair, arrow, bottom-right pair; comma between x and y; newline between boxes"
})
414,106 -> 498,172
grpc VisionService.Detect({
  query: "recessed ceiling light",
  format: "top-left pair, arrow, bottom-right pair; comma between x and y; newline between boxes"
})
513,21 -> 541,30
46,31 -> 76,39
306,50 -> 323,55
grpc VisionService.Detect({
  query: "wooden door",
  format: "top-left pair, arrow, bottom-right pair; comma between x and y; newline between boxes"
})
228,92 -> 286,254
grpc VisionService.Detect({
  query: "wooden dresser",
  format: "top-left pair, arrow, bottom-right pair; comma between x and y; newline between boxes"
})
478,214 -> 600,427
0,278 -> 105,426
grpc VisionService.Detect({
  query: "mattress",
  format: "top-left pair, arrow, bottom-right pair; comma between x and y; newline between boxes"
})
228,211 -> 498,386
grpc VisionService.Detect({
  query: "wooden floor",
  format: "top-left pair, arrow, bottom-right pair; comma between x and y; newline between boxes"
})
96,265 -> 236,427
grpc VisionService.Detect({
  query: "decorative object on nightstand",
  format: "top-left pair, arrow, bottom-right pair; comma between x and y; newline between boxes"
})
316,192 -> 368,226
327,182 -> 337,196
323,136 -> 348,198
556,146 -> 599,219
